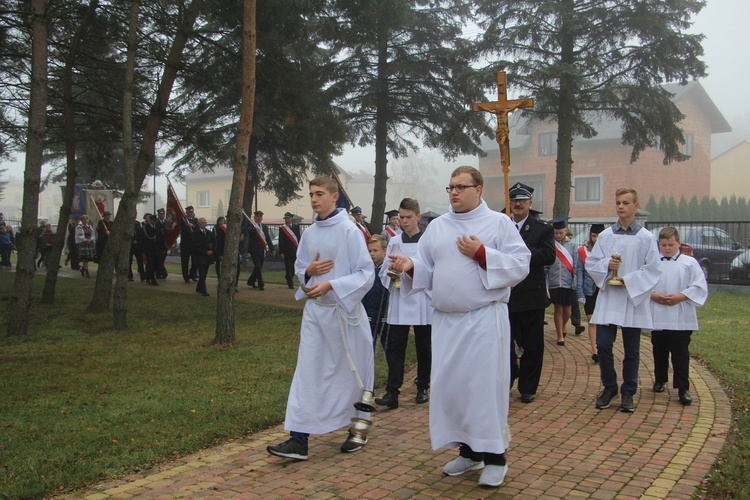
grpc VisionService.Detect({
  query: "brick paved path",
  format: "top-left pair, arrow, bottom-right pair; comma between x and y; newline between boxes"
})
64,291 -> 730,499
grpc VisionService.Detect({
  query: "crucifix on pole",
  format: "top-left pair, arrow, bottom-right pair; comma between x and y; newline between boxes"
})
473,72 -> 534,215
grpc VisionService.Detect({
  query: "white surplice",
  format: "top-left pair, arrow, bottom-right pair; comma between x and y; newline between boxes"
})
400,200 -> 530,454
381,233 -> 433,325
284,208 -> 375,435
650,253 -> 708,331
586,227 -> 662,329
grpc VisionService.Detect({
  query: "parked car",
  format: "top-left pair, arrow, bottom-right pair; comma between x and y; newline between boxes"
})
651,225 -> 743,282
730,250 -> 750,282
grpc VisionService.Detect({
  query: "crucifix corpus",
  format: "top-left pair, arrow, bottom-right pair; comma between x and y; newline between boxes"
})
473,72 -> 534,215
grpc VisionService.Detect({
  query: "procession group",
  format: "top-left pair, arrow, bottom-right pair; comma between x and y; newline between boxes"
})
262,167 -> 708,491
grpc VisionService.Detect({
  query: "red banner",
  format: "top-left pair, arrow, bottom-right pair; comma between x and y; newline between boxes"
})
165,182 -> 185,250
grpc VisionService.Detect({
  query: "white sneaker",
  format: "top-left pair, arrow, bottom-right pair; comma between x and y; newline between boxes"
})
478,464 -> 508,487
442,456 -> 484,476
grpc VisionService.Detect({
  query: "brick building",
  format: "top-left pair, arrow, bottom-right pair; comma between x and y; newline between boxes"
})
478,82 -> 731,220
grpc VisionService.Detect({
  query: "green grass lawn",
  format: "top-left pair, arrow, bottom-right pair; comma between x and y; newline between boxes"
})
0,274 -> 748,498
0,274 -> 409,498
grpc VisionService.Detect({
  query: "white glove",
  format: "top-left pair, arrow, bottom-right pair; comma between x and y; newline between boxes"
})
578,297 -> 586,304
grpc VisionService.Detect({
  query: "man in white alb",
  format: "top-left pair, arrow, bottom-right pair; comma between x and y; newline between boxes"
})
389,166 -> 530,488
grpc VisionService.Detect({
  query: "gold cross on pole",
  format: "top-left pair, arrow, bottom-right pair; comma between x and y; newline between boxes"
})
473,72 -> 534,215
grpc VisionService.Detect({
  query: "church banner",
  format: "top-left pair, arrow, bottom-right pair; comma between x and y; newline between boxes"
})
165,182 -> 184,249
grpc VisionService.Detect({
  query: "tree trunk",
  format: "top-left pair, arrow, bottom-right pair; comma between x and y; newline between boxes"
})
370,21 -> 389,233
88,0 -> 204,313
215,0 -> 257,345
113,0 -> 141,330
6,0 -> 48,338
552,0 -> 575,219
42,0 -> 99,305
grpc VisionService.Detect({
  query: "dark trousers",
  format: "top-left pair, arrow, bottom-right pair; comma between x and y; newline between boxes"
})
283,254 -> 296,287
384,324 -> 431,394
181,243 -> 196,280
509,309 -> 545,395
144,250 -> 158,283
571,302 -> 581,327
0,245 -> 10,267
247,251 -> 265,288
369,316 -> 388,352
651,330 -> 692,391
195,256 -> 209,294
459,443 -> 506,466
597,324 -> 641,394
129,245 -> 144,280
157,249 -> 168,278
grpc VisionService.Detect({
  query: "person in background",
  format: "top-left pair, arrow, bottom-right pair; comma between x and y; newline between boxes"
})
155,208 -> 169,279
507,182 -> 555,404
65,217 -> 79,270
193,217 -> 214,296
650,226 -> 708,406
351,206 -> 372,241
180,206 -> 198,283
381,209 -> 402,244
95,211 -> 113,263
0,224 -> 13,269
575,223 -> 605,363
213,216 -> 227,278
362,234 -> 389,350
246,210 -> 275,291
75,215 -> 95,278
279,212 -> 301,289
548,218 -> 577,345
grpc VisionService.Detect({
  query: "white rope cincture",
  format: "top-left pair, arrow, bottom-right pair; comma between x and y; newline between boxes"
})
316,301 -> 365,389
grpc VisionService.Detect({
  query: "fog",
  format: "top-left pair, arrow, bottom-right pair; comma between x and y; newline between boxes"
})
2,0 -> 748,196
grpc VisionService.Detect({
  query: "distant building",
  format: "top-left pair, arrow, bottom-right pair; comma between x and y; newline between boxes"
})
711,140 -> 750,200
477,81 -> 732,220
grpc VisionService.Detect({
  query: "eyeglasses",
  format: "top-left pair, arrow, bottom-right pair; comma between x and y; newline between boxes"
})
445,184 -> 479,193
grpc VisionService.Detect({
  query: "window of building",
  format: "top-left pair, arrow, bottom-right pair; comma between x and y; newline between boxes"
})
538,132 -> 556,156
197,191 -> 210,207
573,176 -> 601,203
681,133 -> 694,157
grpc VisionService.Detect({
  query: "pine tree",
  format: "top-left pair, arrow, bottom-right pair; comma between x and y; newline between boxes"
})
657,196 -> 669,222
678,196 -> 689,223
720,196 -> 730,220
667,196 -> 679,222
738,196 -> 749,221
475,0 -> 707,218
729,195 -> 740,221
645,195 -> 658,219
700,196 -> 711,221
709,197 -> 721,221
688,195 -> 700,221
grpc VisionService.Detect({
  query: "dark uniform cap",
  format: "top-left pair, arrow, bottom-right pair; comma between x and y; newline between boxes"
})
254,210 -> 264,216
509,182 -> 534,201
157,208 -> 165,214
590,223 -> 606,235
185,206 -> 194,211
283,212 -> 294,218
385,209 -> 399,218
102,211 -> 112,216
550,217 -> 569,230
351,206 -> 363,214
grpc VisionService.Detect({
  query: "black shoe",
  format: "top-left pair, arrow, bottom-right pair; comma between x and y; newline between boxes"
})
267,438 -> 308,461
258,287 -> 265,291
557,341 -> 565,346
247,281 -> 257,288
184,278 -> 191,284
653,382 -> 666,393
340,432 -> 366,453
591,353 -> 599,363
620,393 -> 635,412
199,291 -> 209,297
80,268 -> 85,277
520,393 -> 535,403
575,325 -> 586,335
375,392 -> 399,409
595,387 -> 618,409
679,390 -> 692,405
149,279 -> 159,286
416,388 -> 429,404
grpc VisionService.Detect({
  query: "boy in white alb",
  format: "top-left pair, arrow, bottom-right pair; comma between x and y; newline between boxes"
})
649,227 -> 708,406
586,187 -> 661,413
267,176 -> 375,461
375,198 -> 433,409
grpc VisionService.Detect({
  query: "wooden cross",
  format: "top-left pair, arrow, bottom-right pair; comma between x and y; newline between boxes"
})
473,72 -> 534,215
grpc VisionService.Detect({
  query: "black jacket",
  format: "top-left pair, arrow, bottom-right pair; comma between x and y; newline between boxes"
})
278,224 -> 301,257
247,222 -> 274,256
508,217 -> 556,312
193,227 -> 214,264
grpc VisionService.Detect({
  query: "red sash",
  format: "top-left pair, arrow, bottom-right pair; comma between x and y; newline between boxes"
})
280,224 -> 299,248
254,223 -> 267,251
357,223 -> 371,240
577,246 -> 588,267
385,226 -> 398,238
555,243 -> 574,275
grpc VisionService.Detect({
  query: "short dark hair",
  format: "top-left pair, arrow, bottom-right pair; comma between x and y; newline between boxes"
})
399,198 -> 421,215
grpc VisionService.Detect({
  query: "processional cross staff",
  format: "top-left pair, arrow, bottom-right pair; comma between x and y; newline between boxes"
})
473,72 -> 534,215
